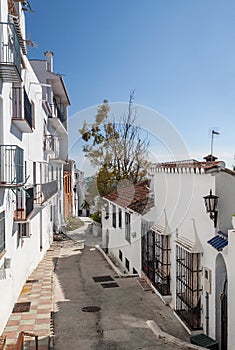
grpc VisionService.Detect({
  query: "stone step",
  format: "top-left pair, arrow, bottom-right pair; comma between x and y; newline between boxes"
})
136,278 -> 152,291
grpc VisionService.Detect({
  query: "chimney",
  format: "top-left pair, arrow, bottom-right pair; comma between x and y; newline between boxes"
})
44,51 -> 54,72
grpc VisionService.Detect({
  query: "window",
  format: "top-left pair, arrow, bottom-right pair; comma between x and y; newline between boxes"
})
133,267 -> 138,274
176,245 -> 202,330
112,205 -> 116,228
104,203 -> 109,219
0,212 -> 5,254
155,233 -> 171,295
142,230 -> 171,296
125,212 -> 131,243
119,250 -> 123,261
125,258 -> 130,271
50,205 -> 53,222
18,222 -> 30,238
118,208 -> 122,228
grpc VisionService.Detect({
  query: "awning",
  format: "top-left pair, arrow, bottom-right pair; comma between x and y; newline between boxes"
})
207,231 -> 228,251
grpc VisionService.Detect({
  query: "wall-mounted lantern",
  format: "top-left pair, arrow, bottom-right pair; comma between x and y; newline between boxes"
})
203,189 -> 219,228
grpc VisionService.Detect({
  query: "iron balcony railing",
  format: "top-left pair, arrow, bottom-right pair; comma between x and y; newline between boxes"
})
34,180 -> 58,205
14,187 -> 34,221
12,86 -> 33,128
50,103 -> 66,124
43,135 -> 59,156
24,88 -> 32,127
0,22 -> 21,82
0,145 -> 24,185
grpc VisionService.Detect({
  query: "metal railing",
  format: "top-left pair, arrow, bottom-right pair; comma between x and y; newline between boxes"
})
50,103 -> 66,123
0,145 -> 24,185
0,22 -> 21,78
34,180 -> 58,204
12,87 -> 33,128
24,88 -> 32,127
16,331 -> 38,350
14,187 -> 34,221
43,135 -> 59,156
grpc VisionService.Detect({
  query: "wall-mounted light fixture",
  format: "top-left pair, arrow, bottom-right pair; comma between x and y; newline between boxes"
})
203,189 -> 219,228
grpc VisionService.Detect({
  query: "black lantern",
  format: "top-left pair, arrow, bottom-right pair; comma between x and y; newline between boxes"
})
203,189 -> 219,227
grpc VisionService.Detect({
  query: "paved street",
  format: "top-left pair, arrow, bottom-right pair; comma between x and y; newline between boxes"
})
53,233 -> 192,350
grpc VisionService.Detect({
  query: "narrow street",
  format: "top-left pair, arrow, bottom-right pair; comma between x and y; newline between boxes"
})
53,233 -> 191,350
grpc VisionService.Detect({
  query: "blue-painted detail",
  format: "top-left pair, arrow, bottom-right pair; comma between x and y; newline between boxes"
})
207,234 -> 228,251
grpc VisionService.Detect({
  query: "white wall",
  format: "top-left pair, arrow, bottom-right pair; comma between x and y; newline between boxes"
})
0,0 -> 68,334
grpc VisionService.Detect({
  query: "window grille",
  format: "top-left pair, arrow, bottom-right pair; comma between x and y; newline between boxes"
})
141,230 -> 171,295
176,245 -> 202,330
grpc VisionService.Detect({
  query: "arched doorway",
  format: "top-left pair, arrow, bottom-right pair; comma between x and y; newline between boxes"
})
216,254 -> 227,350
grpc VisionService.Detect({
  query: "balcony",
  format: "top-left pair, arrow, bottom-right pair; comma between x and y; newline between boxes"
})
0,145 -> 24,186
0,22 -> 21,82
12,87 -> 33,132
34,180 -> 58,205
43,135 -> 59,157
48,102 -> 67,134
14,187 -> 34,222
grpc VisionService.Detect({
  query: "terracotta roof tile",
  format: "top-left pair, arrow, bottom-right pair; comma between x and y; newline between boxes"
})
104,180 -> 154,214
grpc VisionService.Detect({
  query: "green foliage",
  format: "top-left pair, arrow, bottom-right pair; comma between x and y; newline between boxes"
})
66,215 -> 84,231
79,92 -> 150,197
81,200 -> 90,209
90,211 -> 101,223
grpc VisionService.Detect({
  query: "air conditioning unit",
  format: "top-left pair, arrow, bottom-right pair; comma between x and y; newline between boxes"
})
18,222 -> 31,238
204,267 -> 211,294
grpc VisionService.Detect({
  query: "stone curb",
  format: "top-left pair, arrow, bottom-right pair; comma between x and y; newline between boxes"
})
95,245 -> 138,278
146,320 -> 205,350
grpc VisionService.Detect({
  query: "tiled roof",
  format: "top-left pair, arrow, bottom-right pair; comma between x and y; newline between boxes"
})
207,231 -> 228,251
104,180 -> 154,215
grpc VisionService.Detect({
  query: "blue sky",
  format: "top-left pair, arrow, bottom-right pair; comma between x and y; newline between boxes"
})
27,0 -> 235,169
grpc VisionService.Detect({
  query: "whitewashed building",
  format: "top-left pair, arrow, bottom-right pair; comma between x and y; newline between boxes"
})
102,180 -> 155,275
30,51 -> 70,231
0,0 -> 69,334
102,157 -> 235,349
142,158 -> 235,350
74,168 -> 85,216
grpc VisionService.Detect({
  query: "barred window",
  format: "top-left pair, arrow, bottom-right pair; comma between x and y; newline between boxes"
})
176,245 -> 202,330
141,230 -> 171,296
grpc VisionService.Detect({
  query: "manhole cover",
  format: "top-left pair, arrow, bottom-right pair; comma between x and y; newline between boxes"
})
92,275 -> 114,283
101,282 -> 119,288
13,302 -> 31,313
81,306 -> 101,313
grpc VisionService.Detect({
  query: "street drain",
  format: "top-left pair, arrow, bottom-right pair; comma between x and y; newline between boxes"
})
92,275 -> 114,283
101,282 -> 119,288
81,306 -> 101,313
13,302 -> 31,313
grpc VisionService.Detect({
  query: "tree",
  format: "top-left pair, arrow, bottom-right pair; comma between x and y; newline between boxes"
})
81,200 -> 90,216
79,92 -> 150,196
